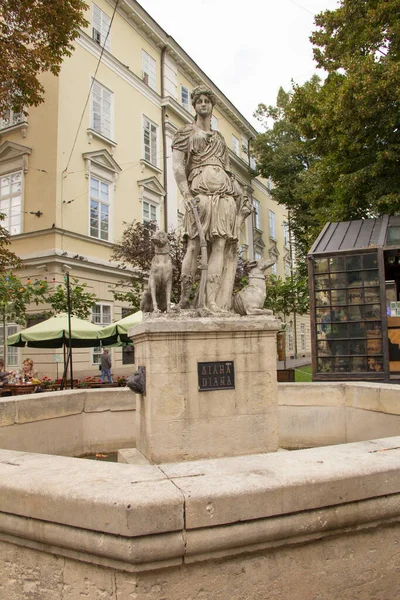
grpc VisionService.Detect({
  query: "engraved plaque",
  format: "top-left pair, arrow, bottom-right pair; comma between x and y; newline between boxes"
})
198,361 -> 235,391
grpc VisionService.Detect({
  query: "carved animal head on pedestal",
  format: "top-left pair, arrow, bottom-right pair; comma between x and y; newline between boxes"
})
232,258 -> 276,317
151,230 -> 169,249
248,258 -> 276,278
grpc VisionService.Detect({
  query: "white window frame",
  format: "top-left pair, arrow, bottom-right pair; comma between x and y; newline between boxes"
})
92,3 -> 111,51
271,262 -> 277,275
0,110 -> 25,131
249,156 -> 256,170
283,223 -> 290,248
253,199 -> 261,230
90,79 -> 114,140
288,324 -> 294,353
0,323 -> 20,368
0,171 -> 23,235
211,115 -> 219,130
269,210 -> 276,240
89,175 -> 111,241
142,199 -> 158,224
181,85 -> 190,111
241,136 -> 248,159
142,115 -> 158,167
91,303 -> 112,364
232,135 -> 240,156
301,323 -> 306,352
142,50 -> 156,91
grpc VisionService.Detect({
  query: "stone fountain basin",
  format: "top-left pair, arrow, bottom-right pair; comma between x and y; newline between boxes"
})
0,383 -> 400,599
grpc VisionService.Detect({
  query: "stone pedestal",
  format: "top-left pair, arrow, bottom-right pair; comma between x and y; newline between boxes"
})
130,315 -> 281,463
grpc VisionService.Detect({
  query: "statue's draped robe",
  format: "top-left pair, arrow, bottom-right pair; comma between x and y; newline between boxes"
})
172,124 -> 250,310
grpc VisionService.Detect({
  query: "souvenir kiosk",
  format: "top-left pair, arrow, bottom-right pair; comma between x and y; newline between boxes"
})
308,216 -> 400,382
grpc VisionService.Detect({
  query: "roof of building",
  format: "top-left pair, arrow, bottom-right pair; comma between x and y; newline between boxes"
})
309,215 -> 400,255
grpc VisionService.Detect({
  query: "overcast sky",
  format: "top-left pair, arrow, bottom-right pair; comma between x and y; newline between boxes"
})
138,0 -> 340,129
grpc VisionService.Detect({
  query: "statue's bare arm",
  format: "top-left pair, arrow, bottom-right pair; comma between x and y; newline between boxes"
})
172,150 -> 192,202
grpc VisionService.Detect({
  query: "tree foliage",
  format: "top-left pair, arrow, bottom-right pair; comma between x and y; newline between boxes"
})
46,277 -> 98,319
110,221 -> 185,307
0,271 -> 49,360
0,0 -> 88,114
264,273 -> 310,318
253,0 -> 400,261
0,215 -> 21,272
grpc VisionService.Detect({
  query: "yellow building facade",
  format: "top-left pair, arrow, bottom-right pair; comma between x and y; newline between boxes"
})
0,0 -> 310,377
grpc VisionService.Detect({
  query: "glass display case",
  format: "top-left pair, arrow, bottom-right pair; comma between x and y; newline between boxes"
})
311,252 -> 384,378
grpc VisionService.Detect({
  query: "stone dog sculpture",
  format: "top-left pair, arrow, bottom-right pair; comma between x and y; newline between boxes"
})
232,258 -> 275,316
140,230 -> 173,313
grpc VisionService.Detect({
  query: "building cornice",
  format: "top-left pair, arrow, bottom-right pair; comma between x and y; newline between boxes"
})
105,0 -> 258,138
19,247 -> 136,279
252,178 -> 272,197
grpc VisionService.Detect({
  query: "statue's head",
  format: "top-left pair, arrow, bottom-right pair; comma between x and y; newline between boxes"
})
191,85 -> 217,113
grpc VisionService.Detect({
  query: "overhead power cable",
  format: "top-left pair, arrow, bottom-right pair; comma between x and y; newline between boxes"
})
64,0 -> 120,174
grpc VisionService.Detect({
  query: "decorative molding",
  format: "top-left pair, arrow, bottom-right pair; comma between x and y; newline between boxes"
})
86,128 -> 117,152
161,96 -> 192,125
82,149 -> 122,186
252,177 -> 272,197
0,121 -> 28,139
0,141 -> 32,176
140,159 -> 162,175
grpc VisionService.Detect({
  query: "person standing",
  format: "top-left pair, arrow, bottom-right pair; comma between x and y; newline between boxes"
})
100,349 -> 112,383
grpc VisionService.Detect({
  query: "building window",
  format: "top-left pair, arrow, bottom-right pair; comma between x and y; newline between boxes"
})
92,4 -> 111,51
249,156 -> 256,170
288,324 -> 294,353
0,324 -> 19,368
181,86 -> 190,111
301,323 -> 306,352
143,116 -> 158,166
91,80 -> 113,139
0,110 -> 24,130
283,223 -> 290,247
269,210 -> 276,239
143,199 -> 157,224
90,176 -> 110,240
232,135 -> 240,156
92,303 -> 112,364
142,50 -> 156,91
285,260 -> 291,276
253,199 -> 261,230
271,262 -> 277,275
255,251 -> 262,261
211,115 -> 218,130
0,172 -> 22,235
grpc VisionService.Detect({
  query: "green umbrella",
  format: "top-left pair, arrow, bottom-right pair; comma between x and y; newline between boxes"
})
7,313 -> 103,348
97,310 -> 143,346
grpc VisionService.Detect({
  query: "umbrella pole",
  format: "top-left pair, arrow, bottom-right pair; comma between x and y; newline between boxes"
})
65,270 -> 73,389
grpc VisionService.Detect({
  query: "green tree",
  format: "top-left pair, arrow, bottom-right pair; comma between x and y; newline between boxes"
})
46,277 -> 98,319
0,215 -> 21,272
253,83 -> 321,270
264,273 -> 309,367
0,0 -> 88,114
0,271 -> 49,361
254,0 -> 400,261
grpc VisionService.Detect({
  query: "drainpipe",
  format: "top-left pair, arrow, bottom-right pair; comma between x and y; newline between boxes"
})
161,45 -> 168,231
